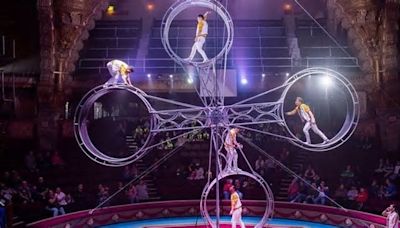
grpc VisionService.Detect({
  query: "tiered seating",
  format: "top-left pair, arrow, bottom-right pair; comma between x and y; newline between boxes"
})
296,19 -> 360,73
146,20 -> 290,75
75,20 -> 142,80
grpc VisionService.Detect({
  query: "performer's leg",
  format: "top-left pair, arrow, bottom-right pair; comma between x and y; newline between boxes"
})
187,42 -> 198,60
226,149 -> 234,171
231,210 -> 238,228
233,150 -> 239,170
303,122 -> 312,144
311,124 -> 328,142
105,63 -> 116,86
195,37 -> 208,62
237,208 -> 245,228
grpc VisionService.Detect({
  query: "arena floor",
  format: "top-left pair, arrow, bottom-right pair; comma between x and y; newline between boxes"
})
99,216 -> 338,228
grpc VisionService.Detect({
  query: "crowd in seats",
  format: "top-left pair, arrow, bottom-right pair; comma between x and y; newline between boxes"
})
285,134 -> 399,213
0,148 -> 151,223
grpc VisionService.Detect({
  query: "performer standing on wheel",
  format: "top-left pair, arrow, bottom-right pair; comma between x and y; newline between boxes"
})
185,11 -> 210,63
105,59 -> 134,86
286,97 -> 329,145
224,128 -> 242,172
230,186 -> 245,228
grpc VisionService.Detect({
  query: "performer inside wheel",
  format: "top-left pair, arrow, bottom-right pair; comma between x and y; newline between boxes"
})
230,185 -> 245,228
184,11 -> 210,63
105,59 -> 134,87
285,97 -> 329,145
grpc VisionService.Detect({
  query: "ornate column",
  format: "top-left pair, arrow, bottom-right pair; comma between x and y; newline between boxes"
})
36,0 -> 108,150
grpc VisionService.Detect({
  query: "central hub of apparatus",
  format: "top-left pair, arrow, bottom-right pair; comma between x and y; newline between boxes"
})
208,108 -> 226,126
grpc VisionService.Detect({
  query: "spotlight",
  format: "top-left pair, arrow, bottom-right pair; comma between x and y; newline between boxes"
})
147,3 -> 155,11
187,77 -> 194,84
320,75 -> 333,87
262,73 -> 266,78
240,78 -> 248,85
147,74 -> 151,78
283,4 -> 293,14
285,72 -> 290,77
106,5 -> 115,15
169,74 -> 173,79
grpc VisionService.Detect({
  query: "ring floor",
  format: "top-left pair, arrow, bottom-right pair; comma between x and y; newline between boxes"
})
99,216 -> 338,228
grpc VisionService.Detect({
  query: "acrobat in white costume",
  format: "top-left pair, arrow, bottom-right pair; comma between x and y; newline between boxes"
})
230,186 -> 245,228
286,97 -> 329,144
105,59 -> 134,86
185,12 -> 210,62
224,128 -> 242,172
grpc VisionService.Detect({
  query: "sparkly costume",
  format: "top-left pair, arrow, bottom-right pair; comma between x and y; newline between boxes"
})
224,129 -> 241,172
230,191 -> 245,228
289,102 -> 328,144
105,59 -> 132,86
186,16 -> 209,62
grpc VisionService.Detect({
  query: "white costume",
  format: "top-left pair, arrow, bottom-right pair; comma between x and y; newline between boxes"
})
231,191 -> 245,228
224,129 -> 241,172
295,103 -> 328,144
387,211 -> 399,228
187,19 -> 209,62
105,59 -> 132,86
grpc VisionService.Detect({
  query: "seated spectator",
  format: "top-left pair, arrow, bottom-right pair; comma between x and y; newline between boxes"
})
374,159 -> 384,174
46,190 -> 65,217
72,184 -> 88,211
313,181 -> 329,205
126,184 -> 137,204
0,182 -> 15,204
136,180 -> 149,202
255,156 -> 264,174
304,183 -> 318,204
24,151 -> 37,173
34,176 -> 48,202
55,187 -> 68,210
51,150 -> 65,168
288,177 -> 300,201
383,159 -> 394,178
389,161 -> 400,180
304,165 -> 316,181
340,165 -> 355,187
384,179 -> 397,199
223,179 -> 233,200
234,179 -> 243,199
334,184 -> 347,205
347,186 -> 359,208
194,164 -> 205,180
97,185 -> 110,206
264,158 -> 275,175
291,181 -> 307,203
356,187 -> 368,210
368,179 -> 380,199
18,181 -> 33,204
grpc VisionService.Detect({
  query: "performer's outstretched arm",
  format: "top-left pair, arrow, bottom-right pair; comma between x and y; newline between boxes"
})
285,108 -> 297,116
204,11 -> 211,20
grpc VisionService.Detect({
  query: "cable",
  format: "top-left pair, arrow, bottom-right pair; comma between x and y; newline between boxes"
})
88,129 -> 200,215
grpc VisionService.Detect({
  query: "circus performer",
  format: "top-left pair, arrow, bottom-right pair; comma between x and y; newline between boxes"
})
105,59 -> 134,86
224,128 -> 242,172
185,11 -> 210,62
286,97 -> 329,145
230,186 -> 245,228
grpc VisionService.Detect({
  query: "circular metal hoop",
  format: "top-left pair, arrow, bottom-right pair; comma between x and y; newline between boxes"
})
280,67 -> 360,152
200,170 -> 274,228
73,85 -> 156,167
161,0 -> 234,66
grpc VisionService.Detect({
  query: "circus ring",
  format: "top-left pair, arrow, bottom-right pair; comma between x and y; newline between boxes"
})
27,201 -> 387,228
